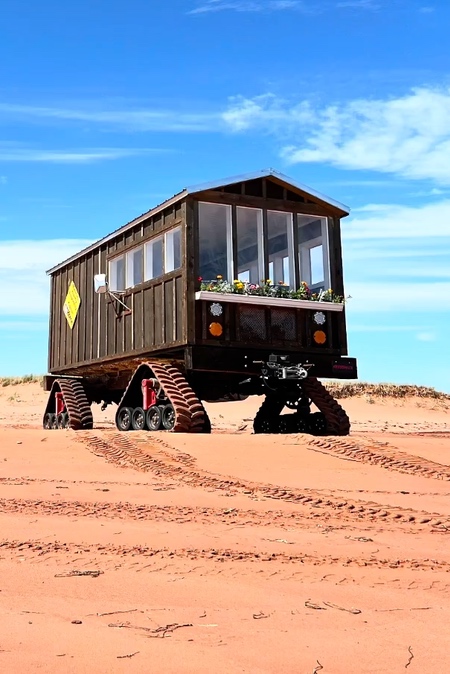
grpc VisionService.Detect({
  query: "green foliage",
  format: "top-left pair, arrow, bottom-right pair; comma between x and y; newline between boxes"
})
198,277 -> 344,303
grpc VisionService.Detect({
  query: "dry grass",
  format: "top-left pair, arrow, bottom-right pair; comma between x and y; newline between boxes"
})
325,381 -> 450,401
0,375 -> 43,388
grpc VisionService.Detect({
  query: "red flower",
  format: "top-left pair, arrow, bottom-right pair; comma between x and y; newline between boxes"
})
198,276 -> 203,282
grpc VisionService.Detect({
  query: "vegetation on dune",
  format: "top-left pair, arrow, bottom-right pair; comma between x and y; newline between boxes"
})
0,375 -> 43,387
325,382 -> 450,401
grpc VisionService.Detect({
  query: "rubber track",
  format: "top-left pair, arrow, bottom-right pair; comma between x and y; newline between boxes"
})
302,377 -> 350,436
43,379 -> 93,430
253,396 -> 285,434
75,431 -> 450,530
117,361 -> 210,433
163,365 -> 211,433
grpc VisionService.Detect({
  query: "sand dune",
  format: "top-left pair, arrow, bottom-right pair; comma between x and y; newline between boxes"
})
0,381 -> 449,672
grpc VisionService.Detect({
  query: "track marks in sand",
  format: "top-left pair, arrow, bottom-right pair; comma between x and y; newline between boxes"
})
3,496 -> 449,533
306,436 -> 450,481
1,538 -> 450,574
73,432 -> 450,530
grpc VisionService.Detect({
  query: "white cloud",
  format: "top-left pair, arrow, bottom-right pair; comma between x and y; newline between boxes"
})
0,144 -> 166,163
345,282 -> 450,312
336,0 -> 379,8
0,104 -> 218,133
0,239 -> 91,315
344,199 -> 450,239
416,331 -> 437,341
221,87 -> 450,185
189,0 -> 306,14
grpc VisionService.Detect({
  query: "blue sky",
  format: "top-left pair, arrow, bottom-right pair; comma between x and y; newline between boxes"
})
1,0 -> 449,391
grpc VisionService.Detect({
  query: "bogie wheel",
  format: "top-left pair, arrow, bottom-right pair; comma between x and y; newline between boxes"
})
308,412 -> 328,435
146,405 -> 162,431
255,417 -> 279,434
161,404 -> 176,431
43,412 -> 55,430
116,407 -> 133,432
131,407 -> 146,431
57,412 -> 69,429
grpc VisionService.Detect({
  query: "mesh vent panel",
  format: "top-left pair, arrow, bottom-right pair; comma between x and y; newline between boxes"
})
238,307 -> 267,342
271,309 -> 297,342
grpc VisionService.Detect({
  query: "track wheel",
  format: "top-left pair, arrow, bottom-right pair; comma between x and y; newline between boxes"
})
161,404 -> 176,431
308,412 -> 328,435
43,412 -> 55,430
116,407 -> 133,431
146,405 -> 162,431
131,407 -> 146,431
57,412 -> 69,429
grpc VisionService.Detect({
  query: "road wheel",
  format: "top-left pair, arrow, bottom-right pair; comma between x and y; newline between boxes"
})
43,412 -> 55,429
146,405 -> 162,431
131,407 -> 146,431
57,412 -> 69,429
161,404 -> 176,431
115,407 -> 133,431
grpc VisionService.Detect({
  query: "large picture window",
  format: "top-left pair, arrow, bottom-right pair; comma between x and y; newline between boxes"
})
198,202 -> 232,281
109,226 -> 181,291
236,207 -> 264,284
267,211 -> 294,286
297,215 -> 330,291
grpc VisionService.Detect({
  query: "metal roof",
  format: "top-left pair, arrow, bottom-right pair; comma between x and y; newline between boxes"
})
47,169 -> 349,274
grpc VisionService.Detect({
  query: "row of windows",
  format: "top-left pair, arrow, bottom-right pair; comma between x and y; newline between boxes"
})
109,227 -> 181,291
198,203 -> 330,291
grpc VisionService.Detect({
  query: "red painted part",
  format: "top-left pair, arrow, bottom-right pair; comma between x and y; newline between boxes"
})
55,392 -> 65,416
141,378 -> 157,411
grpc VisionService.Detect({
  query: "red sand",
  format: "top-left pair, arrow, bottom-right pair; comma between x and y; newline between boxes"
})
1,382 -> 449,673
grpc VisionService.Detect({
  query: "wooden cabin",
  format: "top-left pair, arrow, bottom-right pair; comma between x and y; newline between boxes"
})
46,169 -> 356,399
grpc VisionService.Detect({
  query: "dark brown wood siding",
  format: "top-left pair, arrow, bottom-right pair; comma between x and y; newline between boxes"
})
49,201 -> 188,373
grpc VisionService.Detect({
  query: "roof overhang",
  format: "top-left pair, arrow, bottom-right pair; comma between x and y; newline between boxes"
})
47,168 -> 349,275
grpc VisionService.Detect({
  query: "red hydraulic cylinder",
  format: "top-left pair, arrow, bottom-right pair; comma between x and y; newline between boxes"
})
55,392 -> 65,416
141,379 -> 157,411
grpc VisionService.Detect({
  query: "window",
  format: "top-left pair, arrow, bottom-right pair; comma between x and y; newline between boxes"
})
297,215 -> 330,291
108,226 -> 182,291
198,202 -> 232,281
165,227 -> 181,273
145,236 -> 164,280
267,211 -> 294,286
109,255 -> 125,291
236,207 -> 264,285
126,247 -> 143,288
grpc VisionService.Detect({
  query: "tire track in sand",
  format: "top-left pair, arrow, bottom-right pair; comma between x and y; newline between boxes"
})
73,432 -> 450,530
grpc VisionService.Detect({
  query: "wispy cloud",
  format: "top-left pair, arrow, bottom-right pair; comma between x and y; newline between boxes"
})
222,87 -> 450,185
336,0 -> 380,8
0,103 -> 218,133
0,144 -> 167,164
0,239 -> 91,315
189,0 -> 307,14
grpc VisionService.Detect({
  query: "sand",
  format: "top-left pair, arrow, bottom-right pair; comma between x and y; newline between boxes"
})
1,381 -> 449,673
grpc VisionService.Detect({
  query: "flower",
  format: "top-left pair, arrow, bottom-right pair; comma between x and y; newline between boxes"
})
266,279 -> 272,285
216,274 -> 223,280
197,276 -> 203,282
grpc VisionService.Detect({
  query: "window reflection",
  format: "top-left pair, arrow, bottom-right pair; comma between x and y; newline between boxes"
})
236,207 -> 263,285
198,202 -> 232,280
297,215 -> 329,291
267,211 -> 294,286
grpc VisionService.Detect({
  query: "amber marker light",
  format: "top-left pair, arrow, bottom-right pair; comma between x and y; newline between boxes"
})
209,322 -> 223,337
313,330 -> 326,345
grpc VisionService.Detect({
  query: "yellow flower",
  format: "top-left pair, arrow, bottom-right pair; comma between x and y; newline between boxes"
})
233,279 -> 239,284
216,274 -> 223,280
266,279 -> 272,285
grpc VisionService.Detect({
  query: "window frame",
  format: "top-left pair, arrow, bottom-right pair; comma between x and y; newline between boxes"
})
108,225 -> 183,292
296,215 -> 331,291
